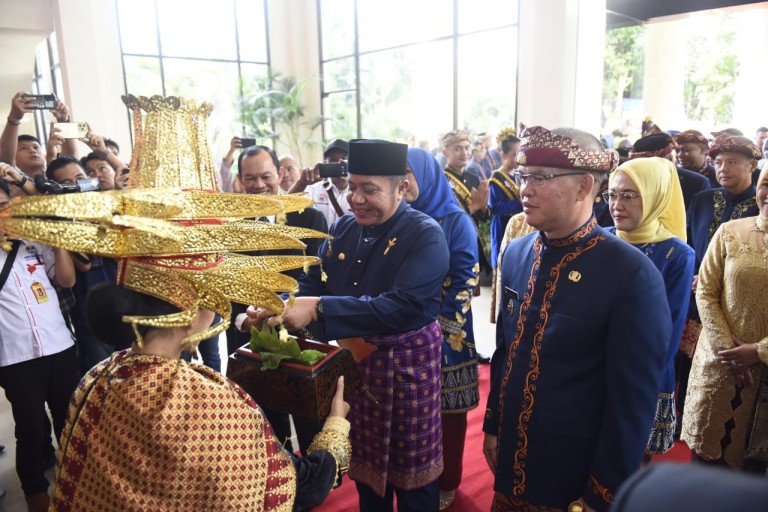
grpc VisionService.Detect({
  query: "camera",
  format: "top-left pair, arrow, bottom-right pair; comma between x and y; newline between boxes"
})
24,94 -> 57,110
318,162 -> 348,178
34,175 -> 100,194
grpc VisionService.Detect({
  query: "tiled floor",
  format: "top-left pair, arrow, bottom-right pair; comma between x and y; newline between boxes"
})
0,284 -> 497,511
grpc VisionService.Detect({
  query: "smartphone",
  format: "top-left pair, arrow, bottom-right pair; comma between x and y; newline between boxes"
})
318,162 -> 348,178
24,94 -> 57,110
53,122 -> 88,139
240,137 -> 256,148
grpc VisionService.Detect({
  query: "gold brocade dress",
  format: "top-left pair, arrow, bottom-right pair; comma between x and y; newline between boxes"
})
681,215 -> 768,467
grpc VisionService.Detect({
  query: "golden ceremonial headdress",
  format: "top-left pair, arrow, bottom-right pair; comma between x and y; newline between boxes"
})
496,127 -> 517,142
0,95 -> 329,344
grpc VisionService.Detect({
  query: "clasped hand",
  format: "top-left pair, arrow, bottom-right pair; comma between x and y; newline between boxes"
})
718,335 -> 760,387
242,297 -> 321,332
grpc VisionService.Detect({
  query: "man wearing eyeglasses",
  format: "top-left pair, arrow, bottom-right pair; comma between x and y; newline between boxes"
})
482,125 -> 672,512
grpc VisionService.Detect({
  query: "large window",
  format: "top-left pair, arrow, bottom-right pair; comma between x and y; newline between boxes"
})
31,34 -> 64,142
116,0 -> 270,154
319,0 -> 519,146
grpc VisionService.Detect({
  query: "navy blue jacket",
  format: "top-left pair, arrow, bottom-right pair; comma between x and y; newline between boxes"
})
485,217 -> 671,511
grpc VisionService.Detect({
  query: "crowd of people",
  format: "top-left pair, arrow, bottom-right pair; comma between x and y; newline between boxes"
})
0,89 -> 767,512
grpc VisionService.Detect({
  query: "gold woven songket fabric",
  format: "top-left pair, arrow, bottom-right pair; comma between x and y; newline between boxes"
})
0,94 -> 329,339
52,351 -> 297,511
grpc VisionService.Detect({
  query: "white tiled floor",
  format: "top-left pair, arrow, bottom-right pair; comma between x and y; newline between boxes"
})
0,285 -> 496,511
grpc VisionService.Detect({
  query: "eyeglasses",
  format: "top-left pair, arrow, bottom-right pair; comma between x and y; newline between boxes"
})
514,171 -> 588,187
602,191 -> 642,203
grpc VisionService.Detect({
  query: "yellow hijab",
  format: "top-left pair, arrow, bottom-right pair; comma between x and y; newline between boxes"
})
609,157 -> 687,244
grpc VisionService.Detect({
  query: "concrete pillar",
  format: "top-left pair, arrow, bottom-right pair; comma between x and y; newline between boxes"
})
732,8 -> 768,134
642,20 -> 688,131
266,0 -> 323,166
517,0 -> 606,134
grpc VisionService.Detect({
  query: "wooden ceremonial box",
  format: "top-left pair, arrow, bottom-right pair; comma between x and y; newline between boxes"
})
226,338 -> 360,424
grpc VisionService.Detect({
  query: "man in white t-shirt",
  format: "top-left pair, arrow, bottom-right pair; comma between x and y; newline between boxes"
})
289,139 -> 351,227
0,179 -> 79,512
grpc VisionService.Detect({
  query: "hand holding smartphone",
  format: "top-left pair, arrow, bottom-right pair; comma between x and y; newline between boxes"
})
53,122 -> 89,139
23,94 -> 57,110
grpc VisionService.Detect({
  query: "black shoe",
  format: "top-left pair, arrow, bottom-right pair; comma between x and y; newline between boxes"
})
477,353 -> 491,364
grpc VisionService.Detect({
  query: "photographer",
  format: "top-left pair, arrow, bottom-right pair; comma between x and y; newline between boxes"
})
0,162 -> 38,196
0,178 -> 79,512
82,151 -> 116,191
288,139 -> 351,227
218,136 -> 245,193
1,92 -> 77,185
80,124 -> 128,189
45,155 -> 89,186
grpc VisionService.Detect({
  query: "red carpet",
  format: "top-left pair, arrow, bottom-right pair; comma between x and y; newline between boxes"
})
316,364 -> 691,511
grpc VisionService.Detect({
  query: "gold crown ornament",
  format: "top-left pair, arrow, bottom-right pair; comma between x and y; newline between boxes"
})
0,95 -> 329,345
496,127 -> 517,142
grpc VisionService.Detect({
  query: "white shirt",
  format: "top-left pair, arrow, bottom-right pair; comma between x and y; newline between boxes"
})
306,179 -> 351,227
0,240 -> 75,366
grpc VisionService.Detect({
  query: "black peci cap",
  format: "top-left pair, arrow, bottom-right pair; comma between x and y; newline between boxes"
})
347,139 -> 408,176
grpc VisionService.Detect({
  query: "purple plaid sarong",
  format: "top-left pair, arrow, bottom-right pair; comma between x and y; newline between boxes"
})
347,320 -> 444,496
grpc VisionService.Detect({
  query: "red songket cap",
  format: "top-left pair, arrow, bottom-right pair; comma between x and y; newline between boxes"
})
673,130 -> 709,148
516,124 -> 619,173
708,135 -> 761,160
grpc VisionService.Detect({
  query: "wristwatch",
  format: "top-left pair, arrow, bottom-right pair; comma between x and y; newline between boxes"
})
568,500 -> 585,512
12,175 -> 27,188
315,299 -> 325,322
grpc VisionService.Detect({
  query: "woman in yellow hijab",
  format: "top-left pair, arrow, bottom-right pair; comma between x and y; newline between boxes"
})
607,157 -> 695,459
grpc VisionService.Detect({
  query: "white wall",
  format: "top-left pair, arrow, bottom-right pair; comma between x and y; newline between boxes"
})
53,0 -> 131,158
0,0 -> 54,134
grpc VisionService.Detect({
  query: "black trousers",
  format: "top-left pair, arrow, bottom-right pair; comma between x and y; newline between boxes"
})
0,346 -> 78,494
355,479 -> 440,512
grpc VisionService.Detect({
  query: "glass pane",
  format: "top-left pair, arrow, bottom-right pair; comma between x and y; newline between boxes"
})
123,55 -> 163,97
157,0 -> 237,60
163,58 -> 241,153
358,0 -> 452,52
34,40 -> 53,94
238,62 -> 271,136
457,28 -> 517,137
117,0 -> 159,55
236,0 -> 268,62
323,92 -> 357,141
359,40 -> 453,143
323,57 -> 356,92
320,0 -> 355,60
458,0 -> 518,33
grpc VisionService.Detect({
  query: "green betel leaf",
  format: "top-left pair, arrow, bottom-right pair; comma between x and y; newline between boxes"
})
250,325 -> 315,369
297,349 -> 325,366
259,352 -> 292,371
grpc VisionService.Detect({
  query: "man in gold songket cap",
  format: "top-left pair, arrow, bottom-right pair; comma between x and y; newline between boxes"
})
483,125 -> 671,512
0,95 -> 351,511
